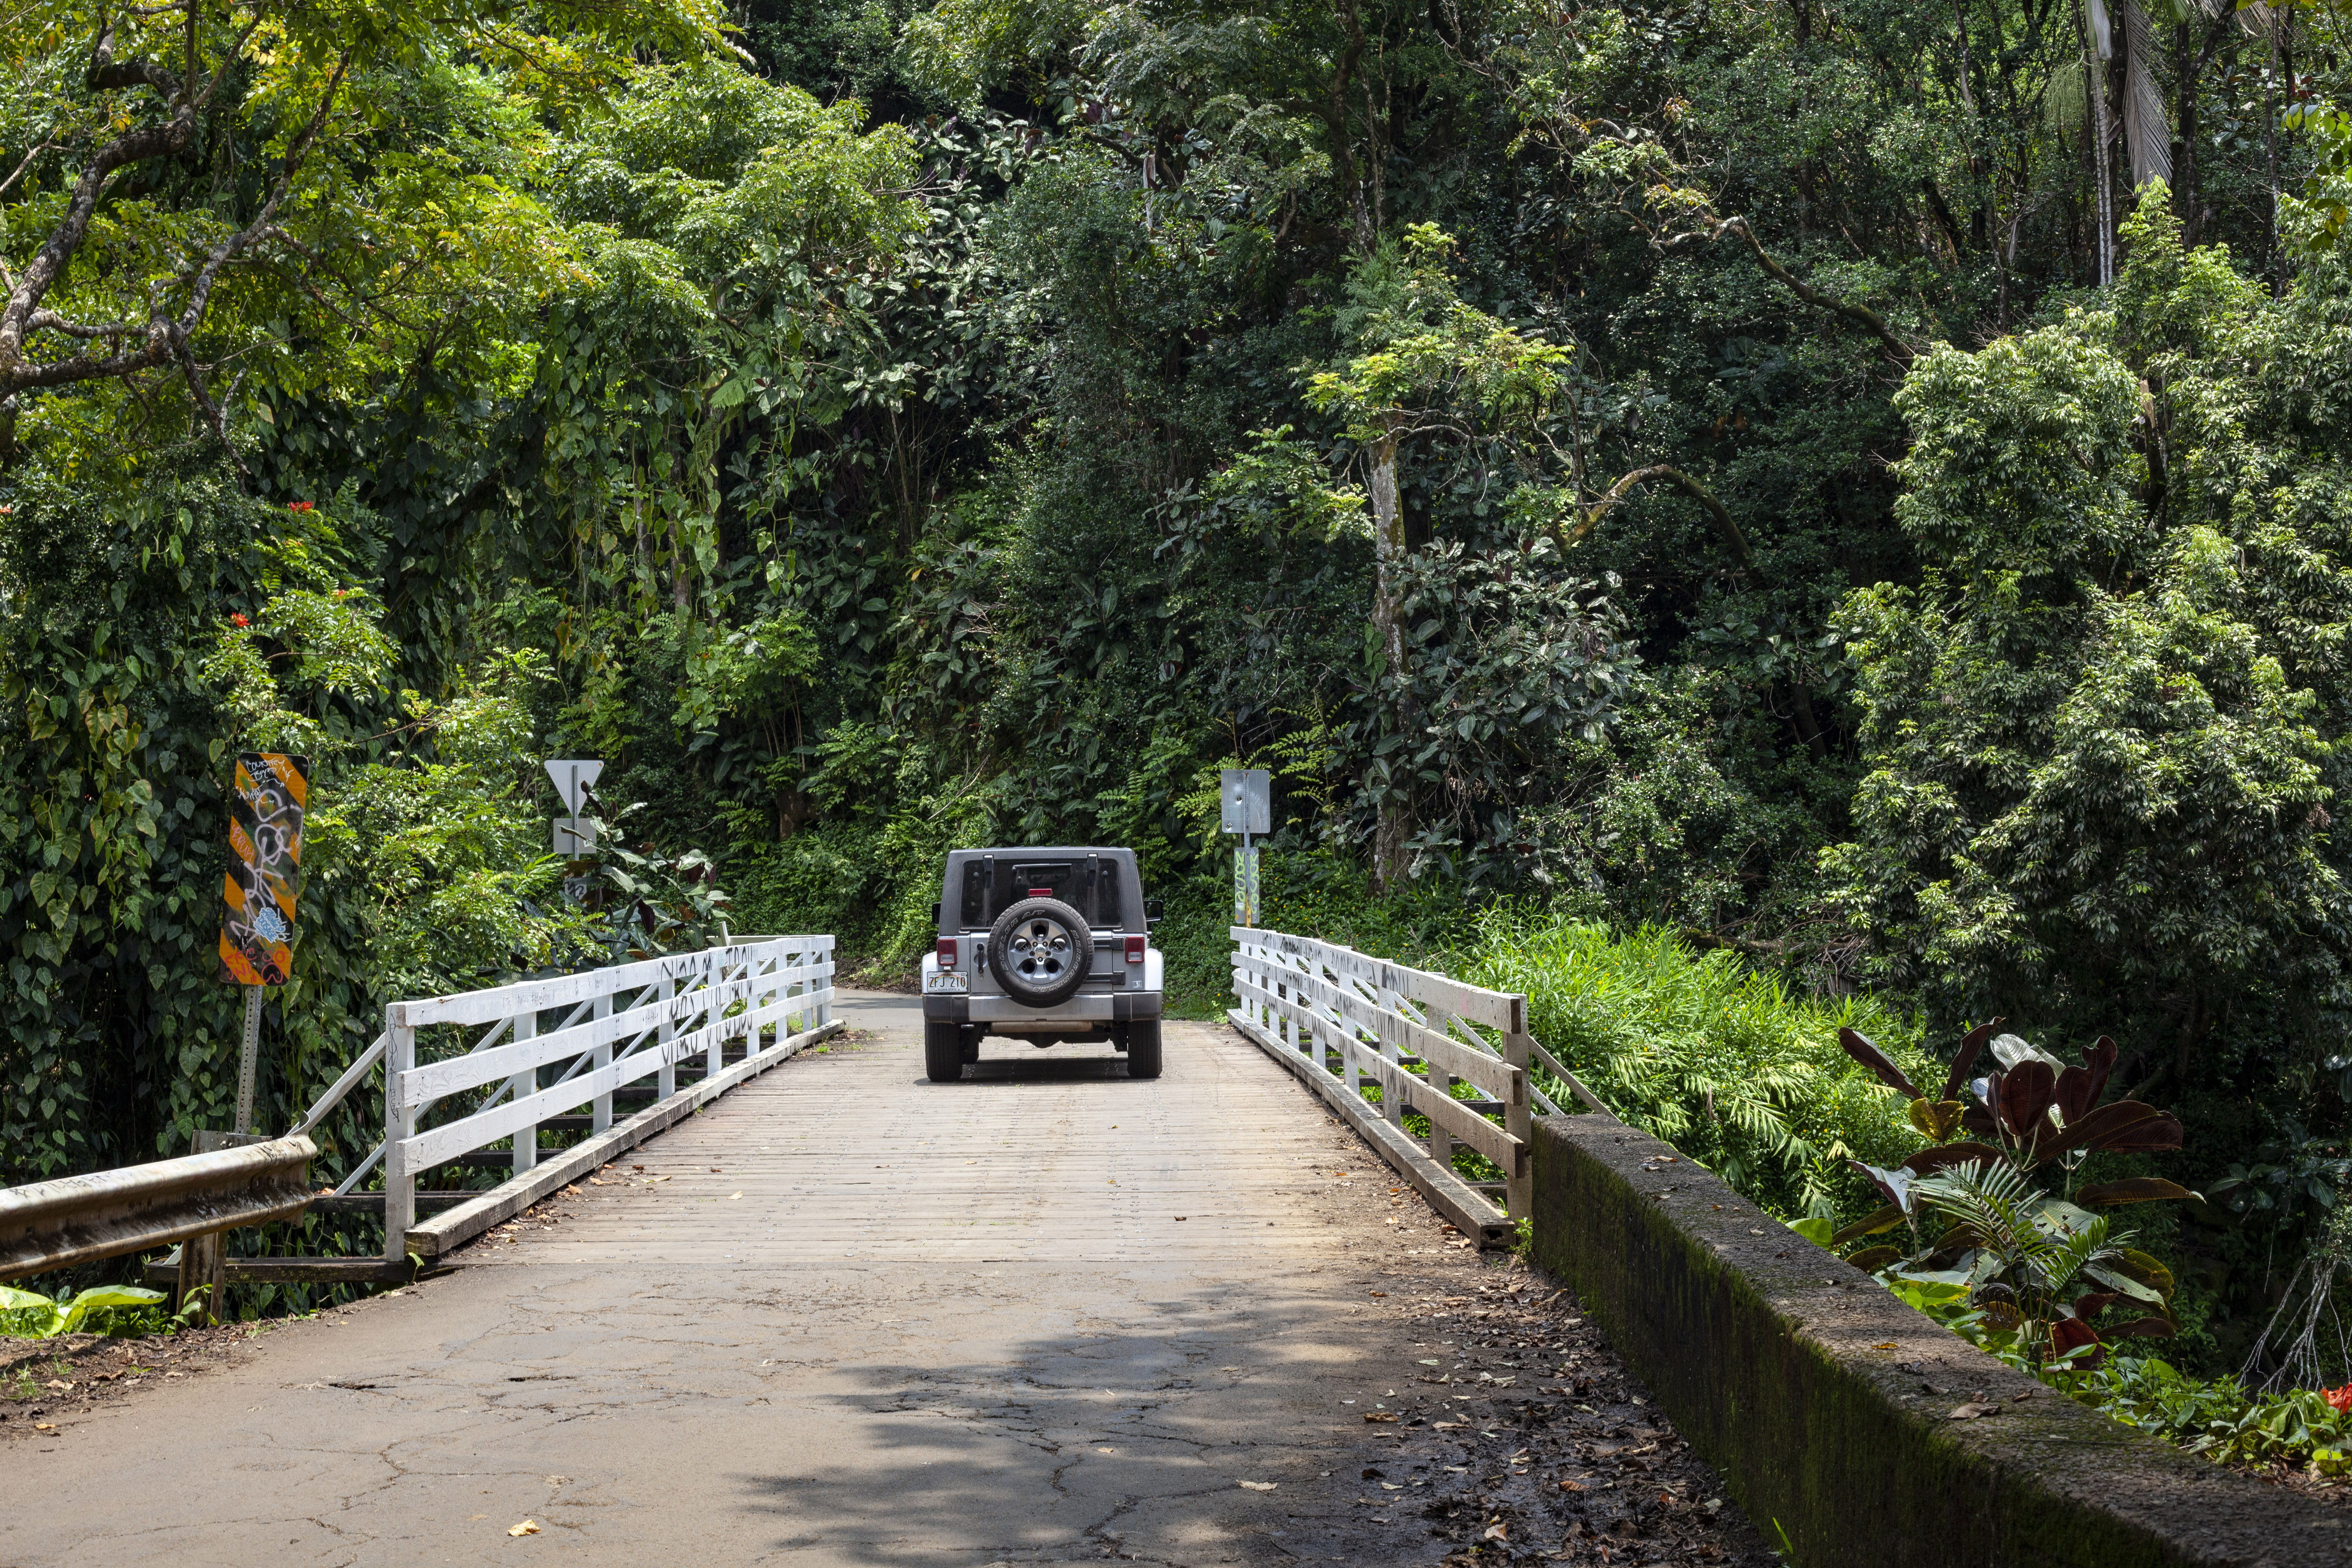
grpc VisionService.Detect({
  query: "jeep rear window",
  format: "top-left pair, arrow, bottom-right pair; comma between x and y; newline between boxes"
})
955,856 -> 1123,928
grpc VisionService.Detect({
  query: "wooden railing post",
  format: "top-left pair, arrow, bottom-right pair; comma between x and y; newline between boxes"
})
1427,1008 -> 1457,1176
175,1228 -> 226,1325
591,991 -> 613,1134
656,974 -> 677,1100
382,1018 -> 415,1262
1377,979 -> 1408,1128
750,952 -> 771,1053
1341,963 -> 1366,1103
508,1009 -> 538,1175
1504,1010 -> 1533,1221
704,949 -> 725,1079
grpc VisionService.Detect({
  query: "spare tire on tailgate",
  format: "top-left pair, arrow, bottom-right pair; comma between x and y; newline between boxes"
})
988,896 -> 1091,1008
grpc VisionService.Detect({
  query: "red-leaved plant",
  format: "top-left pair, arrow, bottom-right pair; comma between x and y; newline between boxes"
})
1824,1021 -> 2194,1367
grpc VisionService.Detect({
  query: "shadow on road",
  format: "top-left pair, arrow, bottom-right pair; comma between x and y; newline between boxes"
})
733,1282 -> 1416,1568
943,1056 -> 1139,1085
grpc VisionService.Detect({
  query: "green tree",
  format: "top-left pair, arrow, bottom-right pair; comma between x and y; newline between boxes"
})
1826,192 -> 2352,1094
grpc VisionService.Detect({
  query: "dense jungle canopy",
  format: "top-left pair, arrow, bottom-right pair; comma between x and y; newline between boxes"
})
13,0 -> 2352,1372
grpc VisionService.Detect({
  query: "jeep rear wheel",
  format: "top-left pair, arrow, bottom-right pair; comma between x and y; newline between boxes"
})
924,1019 -> 965,1082
987,897 -> 1092,1008
1125,1019 -> 1163,1080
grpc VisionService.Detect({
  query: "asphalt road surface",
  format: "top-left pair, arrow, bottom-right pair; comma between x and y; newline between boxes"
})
2,992 -> 1767,1567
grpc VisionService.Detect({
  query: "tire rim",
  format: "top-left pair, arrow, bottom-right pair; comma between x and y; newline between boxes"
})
1006,916 -> 1076,987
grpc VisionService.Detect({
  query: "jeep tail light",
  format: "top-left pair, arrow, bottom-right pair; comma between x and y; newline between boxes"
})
1124,935 -> 1146,964
1027,887 -> 1052,897
936,938 -> 957,970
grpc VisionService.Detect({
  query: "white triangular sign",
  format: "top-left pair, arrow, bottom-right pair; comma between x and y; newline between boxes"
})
543,759 -> 604,816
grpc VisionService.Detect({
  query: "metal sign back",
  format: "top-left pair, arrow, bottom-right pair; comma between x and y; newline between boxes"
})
1220,768 -> 1271,835
544,759 -> 603,816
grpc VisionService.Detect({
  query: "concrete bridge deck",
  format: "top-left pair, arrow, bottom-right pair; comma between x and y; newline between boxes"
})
4,994 -> 1512,1566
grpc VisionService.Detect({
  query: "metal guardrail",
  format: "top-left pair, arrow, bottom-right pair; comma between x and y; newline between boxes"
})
0,1135 -> 318,1282
5,935 -> 839,1290
1228,926 -> 1612,1243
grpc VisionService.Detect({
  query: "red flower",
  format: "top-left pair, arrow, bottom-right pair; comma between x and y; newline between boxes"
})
287,500 -> 314,512
230,613 -> 250,628
2328,1385 -> 2352,1414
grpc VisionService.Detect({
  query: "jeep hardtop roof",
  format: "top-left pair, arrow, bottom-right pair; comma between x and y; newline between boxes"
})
939,847 -> 1142,935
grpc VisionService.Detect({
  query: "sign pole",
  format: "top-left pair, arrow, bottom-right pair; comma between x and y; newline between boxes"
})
1235,829 -> 1251,927
233,985 -> 264,1135
1221,768 -> 1271,928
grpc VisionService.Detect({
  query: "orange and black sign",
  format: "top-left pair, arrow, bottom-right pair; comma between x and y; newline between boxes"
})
219,752 -> 308,986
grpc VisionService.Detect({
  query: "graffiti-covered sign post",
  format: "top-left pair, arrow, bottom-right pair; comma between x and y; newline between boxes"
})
219,752 -> 308,1135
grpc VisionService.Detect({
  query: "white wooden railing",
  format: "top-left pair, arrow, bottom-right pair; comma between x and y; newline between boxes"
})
273,936 -> 835,1261
1229,927 -> 1605,1241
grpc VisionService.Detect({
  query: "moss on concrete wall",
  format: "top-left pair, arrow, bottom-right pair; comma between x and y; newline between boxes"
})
1529,1115 -> 2352,1567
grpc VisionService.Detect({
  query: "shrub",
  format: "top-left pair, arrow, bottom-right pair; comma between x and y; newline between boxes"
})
1462,910 -> 1929,1217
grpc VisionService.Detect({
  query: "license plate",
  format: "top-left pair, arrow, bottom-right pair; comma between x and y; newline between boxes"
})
924,971 -> 967,993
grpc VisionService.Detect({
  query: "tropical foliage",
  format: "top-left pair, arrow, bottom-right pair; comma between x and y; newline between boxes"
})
1467,914 -> 1931,1217
7,0 -> 2352,1389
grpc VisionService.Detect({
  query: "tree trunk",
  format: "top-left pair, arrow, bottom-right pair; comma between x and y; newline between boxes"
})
2266,28 -> 2283,295
2084,0 -> 2116,284
1367,429 -> 1412,888
2174,21 -> 2200,245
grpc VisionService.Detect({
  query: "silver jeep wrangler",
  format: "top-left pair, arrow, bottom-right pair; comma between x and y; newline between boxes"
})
918,846 -> 1164,1082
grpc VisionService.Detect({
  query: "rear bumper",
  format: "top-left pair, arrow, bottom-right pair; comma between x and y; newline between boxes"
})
923,991 -> 1163,1024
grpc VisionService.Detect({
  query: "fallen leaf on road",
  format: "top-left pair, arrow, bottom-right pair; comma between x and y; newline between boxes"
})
1871,1342 -> 1900,1351
1238,1480 -> 1277,1491
1483,1523 -> 1509,1541
1948,1403 -> 2002,1421
509,1520 -> 540,1536
728,1192 -> 743,1200
34,1423 -> 56,1431
1362,1411 -> 1398,1423
1380,1482 -> 1403,1491
1417,1359 -> 1440,1366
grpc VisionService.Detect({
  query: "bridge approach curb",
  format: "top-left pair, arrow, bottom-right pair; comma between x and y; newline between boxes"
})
1530,1114 -> 2350,1568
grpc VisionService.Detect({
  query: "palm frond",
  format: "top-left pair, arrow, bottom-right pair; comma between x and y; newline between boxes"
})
2118,0 -> 2173,189
1919,1161 -> 2062,1279
2037,1212 -> 2116,1297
